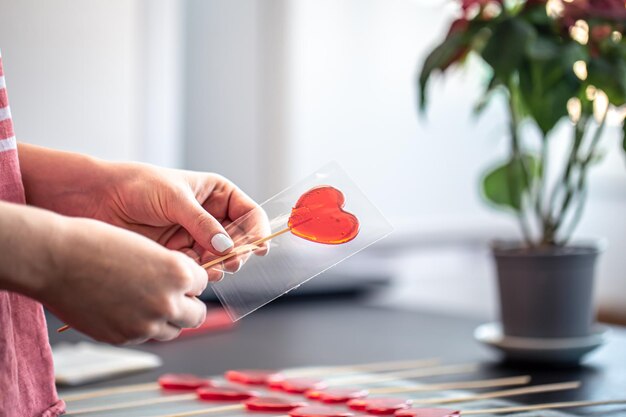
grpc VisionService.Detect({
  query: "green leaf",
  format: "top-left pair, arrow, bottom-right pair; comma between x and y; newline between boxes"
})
481,155 -> 539,212
587,58 -> 626,106
481,18 -> 536,81
526,36 -> 560,61
418,32 -> 469,111
518,45 -> 582,136
473,74 -> 501,115
418,19 -> 491,111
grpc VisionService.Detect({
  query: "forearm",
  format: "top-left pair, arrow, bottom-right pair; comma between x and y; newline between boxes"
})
17,143 -> 110,216
0,200 -> 66,298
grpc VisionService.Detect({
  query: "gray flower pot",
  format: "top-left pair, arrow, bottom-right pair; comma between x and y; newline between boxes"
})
492,242 -> 603,339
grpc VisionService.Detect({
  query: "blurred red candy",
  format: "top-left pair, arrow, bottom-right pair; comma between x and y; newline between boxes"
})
306,388 -> 369,404
244,396 -> 309,412
225,369 -> 283,385
157,373 -> 214,390
273,378 -> 328,394
196,385 -> 258,401
364,398 -> 412,415
289,406 -> 354,417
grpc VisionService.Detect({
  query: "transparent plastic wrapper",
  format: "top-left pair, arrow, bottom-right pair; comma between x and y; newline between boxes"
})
208,162 -> 393,321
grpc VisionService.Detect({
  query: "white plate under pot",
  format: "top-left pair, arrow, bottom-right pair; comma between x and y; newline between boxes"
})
474,322 -> 610,365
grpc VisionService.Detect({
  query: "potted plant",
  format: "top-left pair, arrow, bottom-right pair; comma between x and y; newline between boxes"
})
419,0 -> 626,343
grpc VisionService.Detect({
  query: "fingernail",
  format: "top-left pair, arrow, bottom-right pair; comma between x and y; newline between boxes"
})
211,233 -> 234,253
215,270 -> 225,282
234,260 -> 243,273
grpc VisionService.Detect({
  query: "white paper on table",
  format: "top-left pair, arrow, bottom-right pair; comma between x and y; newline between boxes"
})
52,342 -> 162,386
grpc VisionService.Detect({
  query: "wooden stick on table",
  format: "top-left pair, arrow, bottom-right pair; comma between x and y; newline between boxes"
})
62,358 -> 439,403
65,374 -> 530,415
413,381 -> 580,404
463,398 -> 626,415
139,381 -> 580,417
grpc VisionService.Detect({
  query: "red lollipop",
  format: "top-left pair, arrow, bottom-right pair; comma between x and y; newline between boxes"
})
225,369 -> 283,385
201,186 -> 360,271
157,373 -> 214,390
196,385 -> 258,401
362,398 -> 413,415
348,398 -> 412,414
289,406 -> 355,417
306,388 -> 369,404
288,186 -> 360,244
395,409 -> 460,417
271,378 -> 329,394
244,396 -> 309,412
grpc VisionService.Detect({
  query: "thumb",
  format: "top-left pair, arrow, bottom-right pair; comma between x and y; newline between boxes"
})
174,195 -> 234,255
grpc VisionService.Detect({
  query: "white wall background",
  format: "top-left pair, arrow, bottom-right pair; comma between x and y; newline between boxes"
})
1,0 -> 624,319
0,0 -> 140,161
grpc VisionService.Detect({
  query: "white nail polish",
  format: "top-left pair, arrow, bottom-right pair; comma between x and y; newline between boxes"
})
211,233 -> 234,253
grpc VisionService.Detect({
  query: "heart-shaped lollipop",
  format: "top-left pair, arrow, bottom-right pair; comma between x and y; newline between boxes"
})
199,185 -> 360,271
157,373 -> 214,390
288,186 -> 360,245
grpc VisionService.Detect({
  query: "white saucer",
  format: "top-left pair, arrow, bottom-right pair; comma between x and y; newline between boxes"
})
474,322 -> 610,365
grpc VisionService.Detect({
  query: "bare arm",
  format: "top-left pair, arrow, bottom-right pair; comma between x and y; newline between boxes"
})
0,200 -> 207,344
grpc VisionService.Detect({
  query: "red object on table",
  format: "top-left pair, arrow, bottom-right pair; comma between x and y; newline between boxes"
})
196,386 -> 258,401
226,369 -> 283,385
157,374 -> 214,390
360,399 -> 413,415
289,406 -> 355,417
394,409 -> 460,417
270,378 -> 328,394
305,388 -> 369,404
244,396 -> 309,412
177,308 -> 234,338
288,186 -> 360,245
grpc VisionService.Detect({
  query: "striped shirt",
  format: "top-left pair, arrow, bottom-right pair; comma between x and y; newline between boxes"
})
0,51 -> 65,417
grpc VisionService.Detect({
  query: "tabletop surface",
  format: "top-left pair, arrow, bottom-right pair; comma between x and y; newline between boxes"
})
48,295 -> 626,415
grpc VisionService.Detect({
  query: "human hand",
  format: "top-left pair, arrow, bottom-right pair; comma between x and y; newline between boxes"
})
94,163 -> 272,279
19,145 -> 271,280
39,216 -> 209,344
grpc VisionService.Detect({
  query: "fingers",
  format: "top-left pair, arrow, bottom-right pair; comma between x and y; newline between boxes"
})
175,195 -> 235,256
152,323 -> 183,342
174,251 -> 208,296
169,296 -> 207,330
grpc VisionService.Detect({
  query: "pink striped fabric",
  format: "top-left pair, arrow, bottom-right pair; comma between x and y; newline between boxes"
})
0,52 -> 65,417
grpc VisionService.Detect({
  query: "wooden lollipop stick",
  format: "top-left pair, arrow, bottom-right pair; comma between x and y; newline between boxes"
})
62,381 -> 160,402
413,381 -> 580,404
62,358 -> 438,403
149,405 -> 243,417
328,364 -> 479,386
66,393 -> 197,415
285,358 -> 440,377
138,403 -> 244,417
370,375 -> 531,394
201,227 -> 291,269
463,398 -> 626,415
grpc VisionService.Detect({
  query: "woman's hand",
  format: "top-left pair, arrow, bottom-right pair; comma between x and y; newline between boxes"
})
19,144 -> 271,280
0,201 -> 208,344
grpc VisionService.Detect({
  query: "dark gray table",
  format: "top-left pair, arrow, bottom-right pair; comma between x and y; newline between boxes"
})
48,295 -> 626,414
